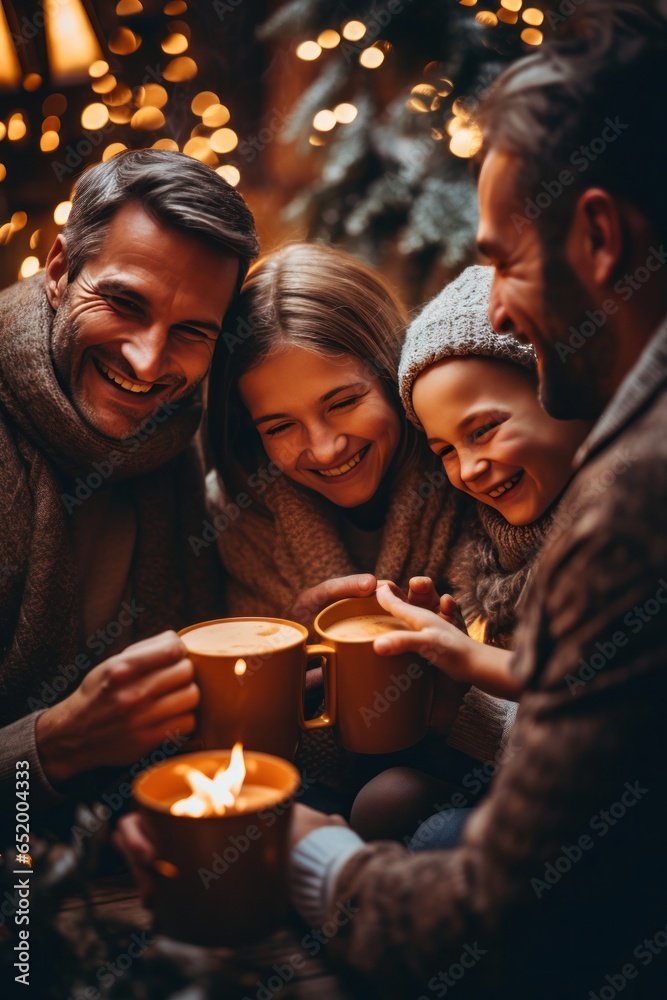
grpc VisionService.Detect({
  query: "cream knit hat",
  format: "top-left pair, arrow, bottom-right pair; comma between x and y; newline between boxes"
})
399,264 -> 536,427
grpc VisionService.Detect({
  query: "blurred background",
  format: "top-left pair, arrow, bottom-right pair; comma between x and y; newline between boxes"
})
0,0 -> 660,304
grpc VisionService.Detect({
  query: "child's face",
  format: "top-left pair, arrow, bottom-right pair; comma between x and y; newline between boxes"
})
239,344 -> 402,508
412,357 -> 591,525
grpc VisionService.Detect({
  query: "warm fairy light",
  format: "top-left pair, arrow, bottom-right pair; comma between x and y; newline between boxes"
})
522,6 -> 544,23
131,107 -> 166,130
202,103 -> 230,127
209,128 -> 238,153
171,743 -> 246,817
459,0 -> 478,5
318,29 -> 340,48
164,0 -> 187,12
45,0 -> 105,83
152,138 -> 179,150
92,74 -> 118,94
431,127 -> 444,141
438,78 -> 454,97
0,3 -> 22,87
11,212 -> 27,231
54,201 -> 72,225
476,10 -> 498,25
163,56 -> 198,82
296,40 -> 322,61
313,110 -> 336,132
19,257 -> 40,279
309,134 -> 325,147
497,8 -> 519,23
8,117 -> 27,142
162,32 -> 189,55
30,230 -> 41,249
183,136 -> 216,163
0,165 -> 6,183
23,74 -> 42,92
109,27 -> 141,54
342,20 -> 366,41
137,84 -> 168,108
40,131 -> 60,152
43,94 -> 67,116
0,222 -> 12,242
450,127 -> 483,158
108,107 -> 132,124
104,83 -> 133,107
521,27 -> 544,44
102,143 -> 127,160
446,116 -> 464,136
501,0 -> 522,9
81,103 -> 109,130
359,47 -> 384,69
216,165 -> 241,187
333,103 -> 358,124
88,60 -> 109,78
191,91 -> 218,115
0,123 -> 5,140
234,658 -> 247,676
116,0 -> 143,13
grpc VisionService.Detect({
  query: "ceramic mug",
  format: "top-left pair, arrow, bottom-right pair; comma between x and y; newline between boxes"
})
311,595 -> 434,753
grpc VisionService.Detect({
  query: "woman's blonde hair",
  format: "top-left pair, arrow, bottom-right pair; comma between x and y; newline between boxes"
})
207,241 -> 426,508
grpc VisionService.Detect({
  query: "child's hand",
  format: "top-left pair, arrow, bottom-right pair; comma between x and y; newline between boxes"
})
374,582 -> 473,682
374,583 -> 520,700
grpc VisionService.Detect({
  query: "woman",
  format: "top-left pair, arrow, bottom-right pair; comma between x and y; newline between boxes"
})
206,244 -> 502,797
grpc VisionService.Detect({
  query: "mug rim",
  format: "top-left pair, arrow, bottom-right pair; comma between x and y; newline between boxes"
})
133,748 -> 302,816
314,594 -> 389,643
178,616 -> 309,657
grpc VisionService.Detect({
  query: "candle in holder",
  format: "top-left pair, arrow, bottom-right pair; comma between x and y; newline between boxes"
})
132,745 -> 301,947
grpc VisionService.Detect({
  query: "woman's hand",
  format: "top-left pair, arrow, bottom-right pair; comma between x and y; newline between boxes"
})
289,804 -> 350,850
289,574 -> 377,638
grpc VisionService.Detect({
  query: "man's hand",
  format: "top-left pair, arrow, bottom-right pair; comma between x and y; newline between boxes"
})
113,812 -> 157,907
289,803 -> 349,850
36,631 -> 199,786
289,574 -> 376,638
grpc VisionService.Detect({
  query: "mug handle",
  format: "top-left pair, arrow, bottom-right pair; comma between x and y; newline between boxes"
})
300,644 -> 337,730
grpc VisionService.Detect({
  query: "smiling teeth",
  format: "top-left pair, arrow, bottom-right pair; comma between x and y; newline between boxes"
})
317,448 -> 366,478
488,472 -> 522,499
98,361 -> 152,393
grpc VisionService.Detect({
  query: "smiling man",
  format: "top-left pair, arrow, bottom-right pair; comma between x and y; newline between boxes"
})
279,6 -> 667,1000
0,149 -> 258,818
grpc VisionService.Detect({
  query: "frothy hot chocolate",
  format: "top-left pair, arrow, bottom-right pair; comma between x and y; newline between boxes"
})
181,620 -> 303,656
325,614 -> 408,641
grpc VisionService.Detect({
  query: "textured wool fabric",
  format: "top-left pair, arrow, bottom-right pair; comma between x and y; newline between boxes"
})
398,264 -> 536,427
448,502 -> 555,649
0,274 -> 223,731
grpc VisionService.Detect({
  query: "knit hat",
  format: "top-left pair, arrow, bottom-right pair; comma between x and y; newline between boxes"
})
399,264 -> 536,427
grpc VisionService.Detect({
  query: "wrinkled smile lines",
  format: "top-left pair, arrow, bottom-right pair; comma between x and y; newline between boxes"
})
487,470 -> 523,499
312,444 -> 370,478
95,358 -> 153,394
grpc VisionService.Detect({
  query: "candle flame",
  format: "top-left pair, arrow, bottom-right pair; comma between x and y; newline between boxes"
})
170,742 -> 246,816
234,657 -> 247,676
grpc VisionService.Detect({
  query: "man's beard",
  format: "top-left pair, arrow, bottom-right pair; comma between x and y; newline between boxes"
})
538,251 -> 618,422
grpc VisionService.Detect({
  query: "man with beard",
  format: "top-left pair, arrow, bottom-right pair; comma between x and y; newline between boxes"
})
0,150 -> 258,815
278,5 -> 667,999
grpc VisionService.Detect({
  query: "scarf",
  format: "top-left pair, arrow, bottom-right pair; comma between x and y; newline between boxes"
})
216,458 -> 468,617
0,275 -> 222,726
450,502 -> 554,649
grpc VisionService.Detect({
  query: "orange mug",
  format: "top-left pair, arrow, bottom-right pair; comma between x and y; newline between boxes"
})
310,595 -> 434,754
179,617 -> 335,760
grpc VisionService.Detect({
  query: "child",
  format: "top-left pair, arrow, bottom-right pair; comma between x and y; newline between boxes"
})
350,265 -> 591,842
